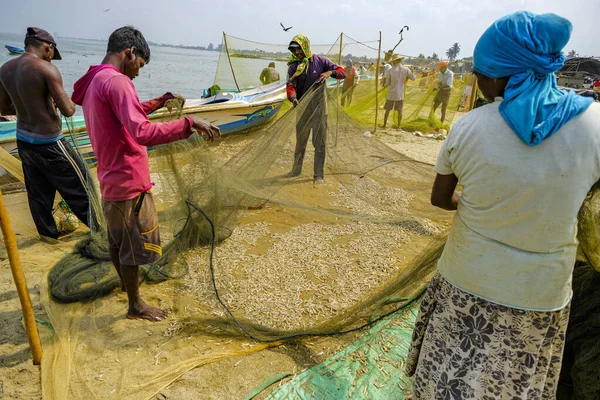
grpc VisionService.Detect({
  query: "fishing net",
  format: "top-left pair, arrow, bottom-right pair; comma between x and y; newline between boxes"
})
557,262 -> 600,400
577,184 -> 600,273
213,33 -> 334,92
35,62 -> 460,398
49,82 -> 450,329
15,32 -> 493,399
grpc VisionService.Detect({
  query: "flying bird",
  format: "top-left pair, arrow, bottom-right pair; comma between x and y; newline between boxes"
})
103,8 -> 110,12
280,23 -> 293,32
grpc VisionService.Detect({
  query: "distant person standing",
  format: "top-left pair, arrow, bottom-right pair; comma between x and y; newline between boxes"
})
380,54 -> 415,129
259,62 -> 280,85
72,26 -> 220,322
341,60 -> 360,107
285,34 -> 345,184
432,61 -> 454,122
0,27 -> 97,242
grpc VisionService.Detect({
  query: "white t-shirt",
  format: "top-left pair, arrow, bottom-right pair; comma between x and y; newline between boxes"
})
438,69 -> 454,88
384,64 -> 415,101
435,99 -> 600,311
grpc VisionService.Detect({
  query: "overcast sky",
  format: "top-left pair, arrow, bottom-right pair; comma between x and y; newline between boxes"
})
3,0 -> 597,58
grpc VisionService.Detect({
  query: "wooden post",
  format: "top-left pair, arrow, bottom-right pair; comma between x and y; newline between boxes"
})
334,33 -> 343,148
0,147 -> 24,183
337,33 -> 343,65
374,31 -> 382,133
0,190 -> 42,365
468,74 -> 479,111
223,32 -> 240,92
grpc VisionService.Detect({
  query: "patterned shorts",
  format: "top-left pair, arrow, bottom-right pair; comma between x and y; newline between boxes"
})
102,191 -> 162,266
406,273 -> 569,400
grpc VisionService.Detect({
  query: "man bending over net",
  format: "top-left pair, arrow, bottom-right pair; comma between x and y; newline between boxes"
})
72,26 -> 220,322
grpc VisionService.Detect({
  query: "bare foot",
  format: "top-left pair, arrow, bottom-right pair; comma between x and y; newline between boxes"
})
284,170 -> 301,178
127,302 -> 170,322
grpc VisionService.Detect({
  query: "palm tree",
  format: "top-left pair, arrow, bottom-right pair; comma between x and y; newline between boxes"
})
446,43 -> 461,61
567,50 -> 577,58
431,52 -> 439,60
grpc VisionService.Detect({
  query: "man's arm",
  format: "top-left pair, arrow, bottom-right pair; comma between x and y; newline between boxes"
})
431,173 -> 460,210
286,65 -> 299,106
140,92 -> 176,115
315,58 -> 346,84
0,79 -> 15,115
383,70 -> 391,88
259,69 -> 267,85
106,75 -> 194,146
44,64 -> 75,117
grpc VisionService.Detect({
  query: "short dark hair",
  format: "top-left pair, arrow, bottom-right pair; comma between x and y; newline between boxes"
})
106,26 -> 151,63
24,37 -> 45,48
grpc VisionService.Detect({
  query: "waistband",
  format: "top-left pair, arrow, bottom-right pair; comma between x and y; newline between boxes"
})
16,128 -> 63,145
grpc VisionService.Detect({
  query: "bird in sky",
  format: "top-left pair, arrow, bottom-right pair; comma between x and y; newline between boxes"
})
103,8 -> 110,12
280,23 -> 293,32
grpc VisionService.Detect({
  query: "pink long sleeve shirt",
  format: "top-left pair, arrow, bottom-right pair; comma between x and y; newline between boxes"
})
72,65 -> 193,201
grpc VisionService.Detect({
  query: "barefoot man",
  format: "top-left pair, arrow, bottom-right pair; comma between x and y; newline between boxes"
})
0,27 -> 97,241
72,26 -> 220,321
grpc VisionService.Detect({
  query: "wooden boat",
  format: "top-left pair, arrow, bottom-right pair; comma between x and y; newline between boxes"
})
5,45 -> 24,55
0,82 -> 286,164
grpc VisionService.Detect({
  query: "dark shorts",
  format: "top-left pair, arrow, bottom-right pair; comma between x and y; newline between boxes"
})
102,191 -> 161,266
434,87 -> 452,104
384,99 -> 404,111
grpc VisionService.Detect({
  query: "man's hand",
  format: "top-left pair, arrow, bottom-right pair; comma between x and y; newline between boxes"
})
316,71 -> 332,85
190,116 -> 220,142
173,93 -> 186,108
164,93 -> 186,111
291,98 -> 299,107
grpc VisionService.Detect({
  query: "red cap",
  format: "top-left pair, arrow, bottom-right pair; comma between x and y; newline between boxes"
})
25,27 -> 62,60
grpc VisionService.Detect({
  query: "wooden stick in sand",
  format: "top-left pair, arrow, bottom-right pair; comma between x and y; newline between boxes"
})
0,190 -> 42,365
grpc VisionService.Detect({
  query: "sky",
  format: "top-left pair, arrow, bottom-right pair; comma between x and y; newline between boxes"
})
3,0 -> 598,58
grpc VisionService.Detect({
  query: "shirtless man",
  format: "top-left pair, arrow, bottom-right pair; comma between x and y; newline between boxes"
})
0,27 -> 96,241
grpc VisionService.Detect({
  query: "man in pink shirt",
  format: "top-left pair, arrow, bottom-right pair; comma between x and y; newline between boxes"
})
72,26 -> 220,322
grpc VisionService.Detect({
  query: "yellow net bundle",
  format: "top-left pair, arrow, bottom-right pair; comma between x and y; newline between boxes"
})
323,34 -> 475,133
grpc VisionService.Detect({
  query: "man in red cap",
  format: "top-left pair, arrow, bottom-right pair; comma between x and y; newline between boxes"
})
0,27 -> 98,242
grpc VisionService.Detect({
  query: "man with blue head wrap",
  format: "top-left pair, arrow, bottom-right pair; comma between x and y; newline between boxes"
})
406,11 -> 600,399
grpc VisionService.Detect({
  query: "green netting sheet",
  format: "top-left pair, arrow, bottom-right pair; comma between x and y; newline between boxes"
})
266,301 -> 420,400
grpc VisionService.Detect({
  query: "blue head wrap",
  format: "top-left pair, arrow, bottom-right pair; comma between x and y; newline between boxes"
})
473,11 -> 593,146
